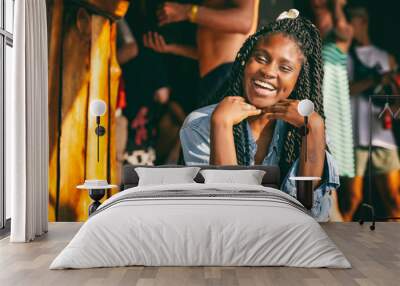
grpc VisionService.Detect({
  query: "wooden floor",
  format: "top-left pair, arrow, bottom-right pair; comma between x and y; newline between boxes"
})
0,222 -> 399,286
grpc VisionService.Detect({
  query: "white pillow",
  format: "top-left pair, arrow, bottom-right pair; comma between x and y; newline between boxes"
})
135,167 -> 201,186
200,169 -> 266,185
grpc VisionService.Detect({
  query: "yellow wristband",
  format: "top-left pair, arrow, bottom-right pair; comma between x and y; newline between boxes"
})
189,5 -> 198,23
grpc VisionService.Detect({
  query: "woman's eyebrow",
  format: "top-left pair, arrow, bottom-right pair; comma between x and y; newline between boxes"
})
253,48 -> 268,55
279,57 -> 294,65
253,48 -> 295,63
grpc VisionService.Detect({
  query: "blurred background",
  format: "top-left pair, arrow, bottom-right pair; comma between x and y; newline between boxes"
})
44,0 -> 400,221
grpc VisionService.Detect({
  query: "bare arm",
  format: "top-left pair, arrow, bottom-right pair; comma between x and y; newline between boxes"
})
117,19 -> 139,64
168,44 -> 198,60
210,96 -> 262,165
388,55 -> 400,100
349,78 -> 376,95
349,59 -> 398,95
326,0 -> 353,53
263,100 -> 325,186
210,120 -> 237,165
189,0 -> 255,34
331,0 -> 353,42
117,42 -> 138,64
389,54 -> 398,71
158,0 -> 255,34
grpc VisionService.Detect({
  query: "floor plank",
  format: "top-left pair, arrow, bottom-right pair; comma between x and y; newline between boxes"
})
0,222 -> 399,286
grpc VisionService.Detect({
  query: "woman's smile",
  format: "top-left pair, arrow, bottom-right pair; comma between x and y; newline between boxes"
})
252,78 -> 278,97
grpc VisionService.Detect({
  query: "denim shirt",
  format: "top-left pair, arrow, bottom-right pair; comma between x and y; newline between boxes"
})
179,104 -> 340,222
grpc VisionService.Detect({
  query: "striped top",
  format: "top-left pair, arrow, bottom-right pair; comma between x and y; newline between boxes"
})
322,42 -> 355,178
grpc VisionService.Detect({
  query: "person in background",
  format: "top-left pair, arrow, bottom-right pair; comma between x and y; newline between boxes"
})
143,0 -> 260,107
115,19 -> 138,176
343,6 -> 400,221
117,19 -> 139,66
117,5 -> 172,166
310,0 -> 354,221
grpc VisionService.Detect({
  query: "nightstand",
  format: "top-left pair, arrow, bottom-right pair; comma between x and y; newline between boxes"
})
77,180 -> 118,215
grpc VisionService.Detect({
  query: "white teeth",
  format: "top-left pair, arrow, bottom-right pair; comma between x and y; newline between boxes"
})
254,80 -> 276,90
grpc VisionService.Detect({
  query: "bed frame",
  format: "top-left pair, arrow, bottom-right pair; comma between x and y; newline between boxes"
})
121,165 -> 281,190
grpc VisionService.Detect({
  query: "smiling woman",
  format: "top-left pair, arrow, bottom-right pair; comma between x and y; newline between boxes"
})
179,10 -> 340,222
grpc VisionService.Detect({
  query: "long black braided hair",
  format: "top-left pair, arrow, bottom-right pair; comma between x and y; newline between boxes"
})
208,15 -> 325,179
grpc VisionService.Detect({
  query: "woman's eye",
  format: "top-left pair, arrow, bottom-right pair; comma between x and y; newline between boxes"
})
255,55 -> 269,63
280,65 -> 292,73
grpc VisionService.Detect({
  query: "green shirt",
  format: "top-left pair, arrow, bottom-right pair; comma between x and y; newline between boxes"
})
322,42 -> 355,177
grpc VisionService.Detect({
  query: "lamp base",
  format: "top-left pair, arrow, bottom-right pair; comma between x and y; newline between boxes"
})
289,176 -> 320,210
296,180 -> 313,210
88,189 -> 106,215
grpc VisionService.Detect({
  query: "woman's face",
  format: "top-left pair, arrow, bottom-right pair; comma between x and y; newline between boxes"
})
243,33 -> 304,109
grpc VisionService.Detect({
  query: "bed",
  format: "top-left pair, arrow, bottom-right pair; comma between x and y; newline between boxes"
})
50,165 -> 350,269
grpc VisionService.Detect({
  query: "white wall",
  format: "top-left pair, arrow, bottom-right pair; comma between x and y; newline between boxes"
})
4,0 -> 15,220
5,43 -> 13,219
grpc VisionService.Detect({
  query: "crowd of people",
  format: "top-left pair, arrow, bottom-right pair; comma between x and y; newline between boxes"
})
115,0 -> 400,221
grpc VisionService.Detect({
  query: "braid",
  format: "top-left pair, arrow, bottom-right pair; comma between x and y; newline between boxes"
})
279,21 -> 326,175
209,16 -> 325,175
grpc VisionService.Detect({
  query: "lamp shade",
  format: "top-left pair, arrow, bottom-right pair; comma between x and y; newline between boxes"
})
90,99 -> 107,116
297,99 -> 314,117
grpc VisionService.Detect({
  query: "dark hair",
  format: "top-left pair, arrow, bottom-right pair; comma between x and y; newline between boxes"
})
209,15 -> 325,178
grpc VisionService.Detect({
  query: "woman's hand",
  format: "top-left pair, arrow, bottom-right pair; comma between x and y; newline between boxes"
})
264,100 -> 325,180
211,96 -> 262,127
263,99 -> 323,129
210,96 -> 260,165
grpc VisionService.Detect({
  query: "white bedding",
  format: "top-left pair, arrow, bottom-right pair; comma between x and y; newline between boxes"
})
50,183 -> 351,269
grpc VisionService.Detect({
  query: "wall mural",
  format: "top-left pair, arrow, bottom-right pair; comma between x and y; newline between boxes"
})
47,0 -> 400,222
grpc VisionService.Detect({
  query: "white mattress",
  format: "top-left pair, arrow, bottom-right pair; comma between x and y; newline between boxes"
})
50,183 -> 350,269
